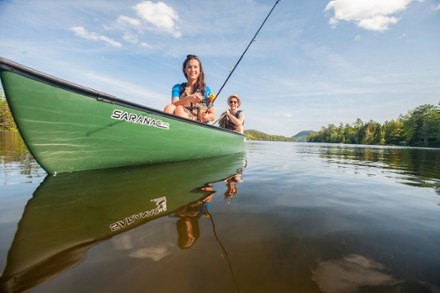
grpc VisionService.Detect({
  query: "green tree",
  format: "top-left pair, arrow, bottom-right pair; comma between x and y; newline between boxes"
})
403,104 -> 440,147
0,91 -> 17,130
343,123 -> 356,144
338,123 -> 346,143
383,119 -> 404,145
353,118 -> 364,144
367,120 -> 384,145
306,103 -> 439,148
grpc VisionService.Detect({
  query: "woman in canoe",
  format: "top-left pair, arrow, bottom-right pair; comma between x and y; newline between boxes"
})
164,55 -> 215,122
219,95 -> 244,134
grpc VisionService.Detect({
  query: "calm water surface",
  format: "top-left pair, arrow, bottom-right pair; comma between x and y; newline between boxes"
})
1,131 -> 439,293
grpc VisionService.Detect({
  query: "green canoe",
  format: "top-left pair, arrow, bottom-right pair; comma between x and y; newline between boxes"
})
0,57 -> 245,174
0,154 -> 245,293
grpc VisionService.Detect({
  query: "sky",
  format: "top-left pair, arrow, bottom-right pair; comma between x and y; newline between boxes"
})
1,0 -> 439,137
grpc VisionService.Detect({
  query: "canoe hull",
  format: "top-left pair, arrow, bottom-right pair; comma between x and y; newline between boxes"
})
0,58 -> 245,174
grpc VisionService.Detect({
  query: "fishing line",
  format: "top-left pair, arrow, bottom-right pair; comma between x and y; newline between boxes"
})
207,0 -> 282,110
207,211 -> 241,292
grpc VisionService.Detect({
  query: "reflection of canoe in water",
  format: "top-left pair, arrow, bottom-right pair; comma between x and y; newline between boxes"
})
0,58 -> 245,174
0,154 -> 245,293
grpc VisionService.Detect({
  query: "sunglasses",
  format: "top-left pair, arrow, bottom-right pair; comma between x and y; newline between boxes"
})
229,100 -> 238,104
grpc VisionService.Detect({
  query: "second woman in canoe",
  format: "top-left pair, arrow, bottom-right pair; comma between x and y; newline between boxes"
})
219,95 -> 244,134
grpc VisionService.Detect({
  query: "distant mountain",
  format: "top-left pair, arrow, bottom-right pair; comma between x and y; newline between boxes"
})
244,129 -> 294,142
291,130 -> 315,142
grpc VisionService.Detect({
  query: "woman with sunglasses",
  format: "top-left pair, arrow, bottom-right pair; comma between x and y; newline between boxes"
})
164,55 -> 215,122
219,95 -> 244,134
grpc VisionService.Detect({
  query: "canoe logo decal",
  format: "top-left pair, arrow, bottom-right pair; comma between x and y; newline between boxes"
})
109,196 -> 167,232
111,109 -> 169,130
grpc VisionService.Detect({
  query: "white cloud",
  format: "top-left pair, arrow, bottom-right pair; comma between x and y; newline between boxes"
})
140,42 -> 152,49
134,1 -> 181,38
122,32 -> 152,49
70,26 -> 122,47
435,3 -> 440,11
123,32 -> 139,43
324,0 -> 412,31
117,15 -> 141,27
357,14 -> 399,31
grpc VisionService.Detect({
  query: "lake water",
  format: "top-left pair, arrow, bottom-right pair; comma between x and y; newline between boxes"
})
1,131 -> 439,293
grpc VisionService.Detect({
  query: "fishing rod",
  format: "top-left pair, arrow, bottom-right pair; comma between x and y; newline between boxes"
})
207,0 -> 282,110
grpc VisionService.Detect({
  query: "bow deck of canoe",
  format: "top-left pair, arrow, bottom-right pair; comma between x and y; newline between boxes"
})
0,57 -> 245,174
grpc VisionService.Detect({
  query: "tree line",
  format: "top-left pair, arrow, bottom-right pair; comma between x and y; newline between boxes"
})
307,104 -> 440,148
244,129 -> 294,141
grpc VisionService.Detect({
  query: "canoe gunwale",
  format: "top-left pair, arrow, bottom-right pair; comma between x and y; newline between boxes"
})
0,57 -> 244,137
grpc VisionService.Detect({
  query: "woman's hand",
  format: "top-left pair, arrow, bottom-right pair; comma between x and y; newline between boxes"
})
185,94 -> 202,105
198,110 -> 211,122
199,106 -> 215,122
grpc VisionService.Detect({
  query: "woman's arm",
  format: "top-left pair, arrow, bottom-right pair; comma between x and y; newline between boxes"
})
172,94 -> 202,107
170,84 -> 201,107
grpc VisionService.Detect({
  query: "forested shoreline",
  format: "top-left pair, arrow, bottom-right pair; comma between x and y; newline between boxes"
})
244,129 -> 294,141
307,104 -> 440,148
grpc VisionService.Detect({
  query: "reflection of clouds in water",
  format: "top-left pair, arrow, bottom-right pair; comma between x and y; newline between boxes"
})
111,225 -> 176,262
128,247 -> 171,262
312,254 -> 398,293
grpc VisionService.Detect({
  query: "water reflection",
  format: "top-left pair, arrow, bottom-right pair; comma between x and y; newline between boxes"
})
0,131 -> 44,183
2,138 -> 439,292
312,254 -> 398,293
0,131 -> 28,162
175,185 -> 214,249
313,143 -> 440,193
0,154 -> 245,293
224,172 -> 244,199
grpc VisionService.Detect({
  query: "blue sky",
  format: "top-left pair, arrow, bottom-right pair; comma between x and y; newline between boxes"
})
1,0 -> 439,136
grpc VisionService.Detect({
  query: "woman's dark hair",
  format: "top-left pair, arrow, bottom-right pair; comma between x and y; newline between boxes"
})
182,54 -> 206,93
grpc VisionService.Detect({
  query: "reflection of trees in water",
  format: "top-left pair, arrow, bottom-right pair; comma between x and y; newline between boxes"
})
0,131 -> 41,177
318,144 -> 440,194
